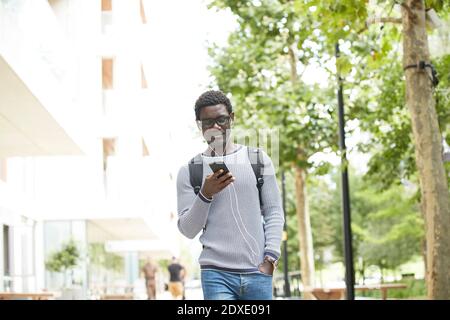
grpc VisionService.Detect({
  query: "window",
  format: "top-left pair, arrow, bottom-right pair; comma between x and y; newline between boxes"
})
102,138 -> 117,197
141,64 -> 148,89
102,138 -> 116,171
102,58 -> 114,90
102,0 -> 112,11
140,0 -> 147,24
142,138 -> 149,156
102,0 -> 113,33
3,225 -> 10,276
43,221 -> 81,291
102,58 -> 115,115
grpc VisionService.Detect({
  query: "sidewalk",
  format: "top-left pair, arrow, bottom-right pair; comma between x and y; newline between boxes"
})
156,287 -> 203,300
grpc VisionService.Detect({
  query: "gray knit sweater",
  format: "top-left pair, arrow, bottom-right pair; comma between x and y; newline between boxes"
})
176,145 -> 284,272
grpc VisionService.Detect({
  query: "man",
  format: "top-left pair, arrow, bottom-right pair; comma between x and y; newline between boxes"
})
176,90 -> 284,300
167,256 -> 186,300
142,257 -> 158,300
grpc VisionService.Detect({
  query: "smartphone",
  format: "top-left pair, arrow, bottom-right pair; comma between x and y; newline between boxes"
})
209,162 -> 230,178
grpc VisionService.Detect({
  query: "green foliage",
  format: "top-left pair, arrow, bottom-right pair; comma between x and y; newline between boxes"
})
209,0 -> 340,171
308,177 -> 339,270
308,168 -> 424,277
435,54 -> 450,142
435,54 -> 450,183
293,0 -> 368,47
425,0 -> 449,12
357,186 -> 424,271
276,171 -> 300,272
278,167 -> 425,278
358,278 -> 426,299
45,239 -> 80,273
352,53 -> 450,190
208,0 -> 448,288
209,1 -> 450,185
158,259 -> 170,272
88,243 -> 123,273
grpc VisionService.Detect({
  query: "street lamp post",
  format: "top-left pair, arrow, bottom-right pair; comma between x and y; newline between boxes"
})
281,171 -> 291,298
335,42 -> 355,300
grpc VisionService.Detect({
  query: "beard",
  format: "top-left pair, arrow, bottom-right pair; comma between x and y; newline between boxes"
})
203,128 -> 229,155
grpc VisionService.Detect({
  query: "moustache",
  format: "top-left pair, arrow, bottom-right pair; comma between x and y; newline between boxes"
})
203,128 -> 225,143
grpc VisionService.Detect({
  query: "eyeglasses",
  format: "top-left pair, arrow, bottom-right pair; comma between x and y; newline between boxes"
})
197,116 -> 231,130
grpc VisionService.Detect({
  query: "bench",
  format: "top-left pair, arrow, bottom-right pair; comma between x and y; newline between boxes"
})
355,283 -> 408,300
100,293 -> 134,300
0,292 -> 56,300
307,283 -> 408,300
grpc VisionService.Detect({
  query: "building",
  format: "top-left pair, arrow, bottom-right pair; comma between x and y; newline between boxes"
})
0,0 -> 180,299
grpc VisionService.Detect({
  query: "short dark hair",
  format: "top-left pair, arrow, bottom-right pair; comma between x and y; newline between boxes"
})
194,90 -> 233,120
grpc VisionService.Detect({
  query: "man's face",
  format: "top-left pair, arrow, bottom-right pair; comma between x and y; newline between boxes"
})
198,104 -> 234,147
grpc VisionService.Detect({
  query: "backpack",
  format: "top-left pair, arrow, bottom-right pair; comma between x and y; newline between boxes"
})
188,147 -> 264,207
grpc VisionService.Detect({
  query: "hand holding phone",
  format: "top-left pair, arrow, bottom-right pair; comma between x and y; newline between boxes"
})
201,162 -> 234,199
209,162 -> 229,178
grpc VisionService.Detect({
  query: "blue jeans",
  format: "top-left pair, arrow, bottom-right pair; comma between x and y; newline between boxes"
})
201,269 -> 273,300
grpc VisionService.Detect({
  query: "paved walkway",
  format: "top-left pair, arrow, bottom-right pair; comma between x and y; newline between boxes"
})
156,287 -> 203,300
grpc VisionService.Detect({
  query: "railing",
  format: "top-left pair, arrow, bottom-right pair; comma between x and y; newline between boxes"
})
273,271 -> 302,298
88,284 -> 135,300
2,274 -> 36,293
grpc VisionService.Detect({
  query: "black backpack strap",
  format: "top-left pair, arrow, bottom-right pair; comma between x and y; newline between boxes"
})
188,154 -> 203,195
188,153 -> 206,243
247,147 -> 264,208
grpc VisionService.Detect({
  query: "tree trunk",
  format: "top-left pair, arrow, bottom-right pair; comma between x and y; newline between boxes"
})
401,0 -> 450,299
288,45 -> 316,299
294,165 -> 315,299
362,261 -> 366,285
422,238 -> 427,284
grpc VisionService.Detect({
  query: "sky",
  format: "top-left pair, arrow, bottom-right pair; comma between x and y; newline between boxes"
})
142,0 -> 238,170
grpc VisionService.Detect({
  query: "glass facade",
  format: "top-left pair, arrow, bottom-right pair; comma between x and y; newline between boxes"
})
43,220 -> 87,299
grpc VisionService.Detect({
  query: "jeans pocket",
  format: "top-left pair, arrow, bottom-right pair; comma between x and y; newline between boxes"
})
258,271 -> 273,277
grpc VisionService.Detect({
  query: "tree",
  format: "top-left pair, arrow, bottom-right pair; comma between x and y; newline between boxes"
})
345,26 -> 450,287
357,186 -> 424,281
401,0 -> 450,298
308,168 -> 424,285
88,243 -> 124,273
46,239 -> 81,289
308,177 -> 340,286
291,0 -> 450,298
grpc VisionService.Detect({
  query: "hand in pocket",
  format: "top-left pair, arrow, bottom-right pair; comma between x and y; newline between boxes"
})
258,260 -> 274,276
